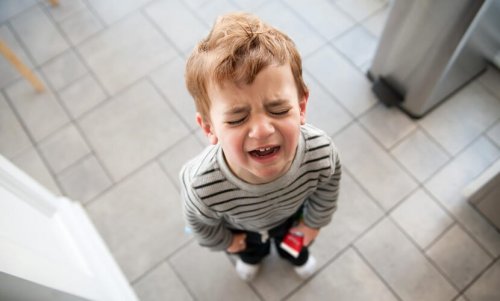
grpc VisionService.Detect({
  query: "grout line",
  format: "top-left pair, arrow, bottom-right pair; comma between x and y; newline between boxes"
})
3,2 -> 499,300
79,0 -> 108,28
332,162 -> 492,299
351,245 -> 404,301
0,3 -> 40,27
1,86 -> 68,196
146,76 -> 197,133
482,116 -> 500,149
5,13 -> 40,69
31,9 -> 118,189
130,238 -> 200,301
279,0 -> 356,42
140,4 -> 196,60
130,237 -> 195,285
387,216 -> 464,295
302,65 -> 358,121
166,257 -> 200,301
282,204 -> 397,300
82,126 -> 193,207
341,167 -> 388,214
455,256 -> 499,299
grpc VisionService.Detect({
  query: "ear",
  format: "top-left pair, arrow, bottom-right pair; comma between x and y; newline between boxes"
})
299,91 -> 309,125
196,113 -> 218,145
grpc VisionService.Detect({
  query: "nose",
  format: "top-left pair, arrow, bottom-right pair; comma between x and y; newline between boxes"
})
248,115 -> 275,139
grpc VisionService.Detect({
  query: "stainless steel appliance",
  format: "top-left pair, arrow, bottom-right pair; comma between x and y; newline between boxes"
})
368,0 -> 500,118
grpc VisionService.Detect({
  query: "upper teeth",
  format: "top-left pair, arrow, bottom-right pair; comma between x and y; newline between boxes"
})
258,147 -> 272,152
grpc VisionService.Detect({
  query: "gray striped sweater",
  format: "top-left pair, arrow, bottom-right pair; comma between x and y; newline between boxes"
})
180,124 -> 341,251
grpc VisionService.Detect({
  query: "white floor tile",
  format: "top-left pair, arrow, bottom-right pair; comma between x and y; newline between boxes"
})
78,13 -> 176,95
158,134 -> 205,189
419,83 -> 500,155
391,129 -> 450,182
0,0 -> 36,23
59,74 -> 107,119
391,189 -> 454,249
40,50 -> 87,91
43,0 -> 86,23
425,137 -> 500,256
79,80 -> 190,181
355,218 -> 457,301
38,124 -> 91,174
10,5 -> 69,65
335,123 -> 417,210
359,103 -> 416,149
86,0 -> 150,25
465,259 -> 500,301
87,163 -> 189,282
454,205 -> 500,258
362,3 -> 391,38
231,0 -> 267,11
144,0 -> 208,54
335,0 -> 388,22
0,93 -> 32,159
286,0 -> 355,40
170,241 -> 260,301
304,73 -> 353,136
249,245 -> 307,300
5,73 -> 70,142
334,25 -> 378,68
194,0 -> 239,26
133,261 -> 193,301
312,173 -> 384,265
425,137 -> 499,214
149,56 -> 197,130
59,8 -> 103,45
305,46 -> 377,117
11,147 -> 61,195
289,248 -> 397,301
57,155 -> 112,204
256,1 -> 325,57
0,25 -> 35,89
427,225 -> 492,289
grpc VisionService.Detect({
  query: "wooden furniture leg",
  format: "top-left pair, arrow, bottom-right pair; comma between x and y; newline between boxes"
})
0,40 -> 45,92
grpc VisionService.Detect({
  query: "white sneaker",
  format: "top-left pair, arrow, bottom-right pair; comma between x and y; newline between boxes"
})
294,255 -> 317,279
236,259 -> 260,282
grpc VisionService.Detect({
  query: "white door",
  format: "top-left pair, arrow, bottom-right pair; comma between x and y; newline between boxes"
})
0,155 -> 138,301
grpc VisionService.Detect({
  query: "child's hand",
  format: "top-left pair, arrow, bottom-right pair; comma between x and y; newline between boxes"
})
290,222 -> 319,247
226,233 -> 247,253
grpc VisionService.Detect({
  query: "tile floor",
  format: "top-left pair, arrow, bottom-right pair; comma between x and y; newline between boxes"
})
1,0 -> 500,300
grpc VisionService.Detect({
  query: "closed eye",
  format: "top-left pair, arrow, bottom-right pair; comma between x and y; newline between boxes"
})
270,109 -> 290,116
226,116 -> 247,126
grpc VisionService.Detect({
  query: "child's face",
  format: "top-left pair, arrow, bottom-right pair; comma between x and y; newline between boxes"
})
198,64 -> 308,184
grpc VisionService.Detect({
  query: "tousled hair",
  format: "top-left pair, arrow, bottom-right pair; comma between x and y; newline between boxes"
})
185,12 -> 308,122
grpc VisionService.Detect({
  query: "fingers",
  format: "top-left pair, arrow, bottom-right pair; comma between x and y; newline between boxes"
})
227,233 -> 247,253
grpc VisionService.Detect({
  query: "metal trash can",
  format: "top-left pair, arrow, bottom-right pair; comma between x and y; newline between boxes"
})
368,0 -> 500,118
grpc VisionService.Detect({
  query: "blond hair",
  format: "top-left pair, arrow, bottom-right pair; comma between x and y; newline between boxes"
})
185,12 -> 308,122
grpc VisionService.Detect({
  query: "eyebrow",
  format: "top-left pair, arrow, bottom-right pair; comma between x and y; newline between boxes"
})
224,106 -> 250,116
223,99 -> 290,115
265,99 -> 289,109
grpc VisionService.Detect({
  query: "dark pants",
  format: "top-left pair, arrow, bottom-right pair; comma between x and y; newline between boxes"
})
231,210 -> 309,266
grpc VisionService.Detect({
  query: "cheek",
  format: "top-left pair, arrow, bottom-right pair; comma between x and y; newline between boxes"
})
222,131 -> 246,157
281,123 -> 301,149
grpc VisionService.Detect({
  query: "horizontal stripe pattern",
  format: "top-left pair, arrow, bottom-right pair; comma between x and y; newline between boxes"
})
179,124 -> 341,251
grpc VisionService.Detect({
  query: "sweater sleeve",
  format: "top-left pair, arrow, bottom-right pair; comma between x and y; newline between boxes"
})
180,165 -> 233,251
302,147 -> 341,229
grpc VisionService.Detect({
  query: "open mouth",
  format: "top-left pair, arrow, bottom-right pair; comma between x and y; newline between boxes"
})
249,146 -> 280,158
